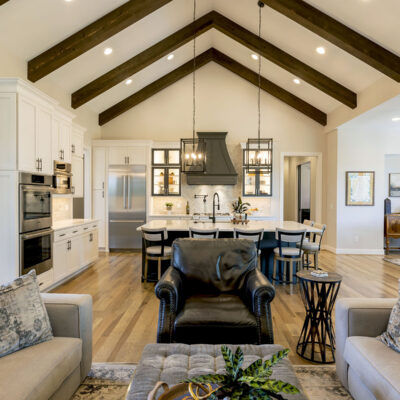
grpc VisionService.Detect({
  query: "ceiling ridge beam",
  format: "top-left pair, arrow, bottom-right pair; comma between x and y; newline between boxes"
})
213,11 -> 357,109
98,48 -> 214,126
211,49 -> 327,126
0,1 -> 10,6
99,47 -> 327,126
27,0 -> 173,82
72,11 -> 217,109
260,0 -> 400,82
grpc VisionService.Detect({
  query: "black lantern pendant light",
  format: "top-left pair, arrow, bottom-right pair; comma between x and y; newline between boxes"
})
244,1 -> 273,171
181,0 -> 206,173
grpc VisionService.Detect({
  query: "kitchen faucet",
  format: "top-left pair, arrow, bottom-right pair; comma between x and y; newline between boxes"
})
210,192 -> 220,223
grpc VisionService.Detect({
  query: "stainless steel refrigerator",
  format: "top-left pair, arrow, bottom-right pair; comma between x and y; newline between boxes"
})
108,165 -> 146,249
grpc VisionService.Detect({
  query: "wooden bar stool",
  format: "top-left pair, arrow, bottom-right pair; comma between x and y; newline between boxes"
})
273,228 -> 306,284
189,227 -> 219,238
141,227 -> 171,282
298,223 -> 326,269
234,228 -> 264,269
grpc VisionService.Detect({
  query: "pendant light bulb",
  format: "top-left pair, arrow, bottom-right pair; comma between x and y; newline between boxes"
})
185,153 -> 190,160
191,153 -> 197,160
198,153 -> 202,160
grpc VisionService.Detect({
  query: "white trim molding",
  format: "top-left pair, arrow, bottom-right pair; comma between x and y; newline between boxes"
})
322,244 -> 384,255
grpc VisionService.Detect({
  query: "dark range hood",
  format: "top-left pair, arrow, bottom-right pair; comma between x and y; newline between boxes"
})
186,132 -> 238,185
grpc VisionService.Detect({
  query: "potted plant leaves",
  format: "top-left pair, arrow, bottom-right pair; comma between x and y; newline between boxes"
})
231,197 -> 250,223
165,202 -> 173,215
148,346 -> 300,399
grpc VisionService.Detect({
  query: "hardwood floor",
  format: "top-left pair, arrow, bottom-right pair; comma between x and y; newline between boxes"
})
52,250 -> 400,365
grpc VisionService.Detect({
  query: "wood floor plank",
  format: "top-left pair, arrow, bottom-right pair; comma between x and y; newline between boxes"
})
52,250 -> 400,364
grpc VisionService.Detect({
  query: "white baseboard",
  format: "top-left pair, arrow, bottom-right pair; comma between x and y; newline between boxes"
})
322,245 -> 384,255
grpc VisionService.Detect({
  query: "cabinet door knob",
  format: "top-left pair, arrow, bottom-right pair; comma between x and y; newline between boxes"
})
72,186 -> 75,195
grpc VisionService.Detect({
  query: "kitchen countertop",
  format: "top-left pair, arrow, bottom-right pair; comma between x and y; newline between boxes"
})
52,219 -> 99,231
137,219 -> 321,233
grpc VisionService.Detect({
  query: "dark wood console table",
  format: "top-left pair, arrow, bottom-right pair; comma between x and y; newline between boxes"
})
384,214 -> 400,253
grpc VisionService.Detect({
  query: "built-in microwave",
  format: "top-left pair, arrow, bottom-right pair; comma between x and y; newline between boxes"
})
53,161 -> 72,194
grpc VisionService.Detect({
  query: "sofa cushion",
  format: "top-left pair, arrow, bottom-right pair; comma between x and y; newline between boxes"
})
378,280 -> 400,353
0,337 -> 82,400
173,294 -> 258,344
344,336 -> 400,400
0,270 -> 53,358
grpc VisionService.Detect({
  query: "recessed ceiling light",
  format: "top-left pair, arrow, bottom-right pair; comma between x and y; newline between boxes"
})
64,0 -> 73,2
104,47 -> 113,56
316,46 -> 326,55
125,79 -> 133,85
167,54 -> 174,60
293,78 -> 301,85
392,117 -> 400,122
251,53 -> 259,60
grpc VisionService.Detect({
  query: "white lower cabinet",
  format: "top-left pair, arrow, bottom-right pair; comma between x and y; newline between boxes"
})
52,223 -> 99,288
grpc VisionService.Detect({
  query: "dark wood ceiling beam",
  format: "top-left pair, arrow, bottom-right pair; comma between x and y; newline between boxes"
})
0,1 -> 10,5
212,49 -> 327,126
99,49 -> 214,126
72,11 -> 216,109
213,12 -> 357,109
99,48 -> 327,126
260,0 -> 400,82
27,0 -> 173,82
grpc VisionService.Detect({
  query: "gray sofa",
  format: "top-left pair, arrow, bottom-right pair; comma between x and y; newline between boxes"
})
336,298 -> 400,400
0,293 -> 92,400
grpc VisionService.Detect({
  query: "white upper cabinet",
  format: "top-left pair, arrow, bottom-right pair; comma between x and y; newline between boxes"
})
35,105 -> 53,175
17,96 -> 37,173
109,146 -> 146,165
0,79 -> 76,175
71,125 -> 85,158
93,147 -> 107,190
71,155 -> 84,197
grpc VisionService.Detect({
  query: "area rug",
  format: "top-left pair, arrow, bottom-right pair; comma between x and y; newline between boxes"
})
383,257 -> 400,266
73,363 -> 352,400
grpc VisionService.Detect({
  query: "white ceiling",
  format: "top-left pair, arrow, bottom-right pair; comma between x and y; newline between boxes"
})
0,0 -> 398,120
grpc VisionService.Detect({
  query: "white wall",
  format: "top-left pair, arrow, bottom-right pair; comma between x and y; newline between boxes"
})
385,155 -> 400,212
102,63 -> 325,219
0,44 -> 100,144
336,100 -> 400,253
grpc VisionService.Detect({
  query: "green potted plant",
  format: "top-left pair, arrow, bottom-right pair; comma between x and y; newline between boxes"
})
231,196 -> 250,221
165,202 -> 173,215
185,346 -> 300,399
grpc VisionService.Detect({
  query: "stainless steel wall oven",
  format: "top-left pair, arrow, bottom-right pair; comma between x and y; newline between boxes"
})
19,172 -> 53,276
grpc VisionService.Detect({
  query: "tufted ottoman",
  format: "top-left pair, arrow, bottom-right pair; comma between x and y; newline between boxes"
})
126,344 -> 307,399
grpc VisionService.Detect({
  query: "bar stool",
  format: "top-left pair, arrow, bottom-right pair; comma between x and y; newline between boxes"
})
141,227 -> 171,282
273,228 -> 306,284
189,227 -> 219,238
297,223 -> 326,269
234,228 -> 264,269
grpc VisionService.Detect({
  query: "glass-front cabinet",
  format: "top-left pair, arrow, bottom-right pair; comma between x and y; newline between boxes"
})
243,169 -> 272,197
152,149 -> 181,196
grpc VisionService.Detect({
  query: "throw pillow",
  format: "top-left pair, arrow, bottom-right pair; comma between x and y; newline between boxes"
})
0,270 -> 53,358
378,280 -> 400,353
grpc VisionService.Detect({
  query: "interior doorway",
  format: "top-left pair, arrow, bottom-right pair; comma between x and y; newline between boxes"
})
297,162 -> 311,223
283,155 -> 319,223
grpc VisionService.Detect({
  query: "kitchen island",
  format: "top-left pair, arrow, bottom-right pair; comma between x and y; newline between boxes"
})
137,220 -> 321,282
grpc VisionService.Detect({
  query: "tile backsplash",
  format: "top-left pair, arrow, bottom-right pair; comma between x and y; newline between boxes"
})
151,144 -> 272,216
52,197 -> 73,222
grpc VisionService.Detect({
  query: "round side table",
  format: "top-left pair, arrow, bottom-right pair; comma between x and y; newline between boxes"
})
296,270 -> 342,363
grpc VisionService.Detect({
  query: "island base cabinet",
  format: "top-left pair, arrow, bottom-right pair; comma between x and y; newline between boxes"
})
53,240 -> 69,282
82,231 -> 99,266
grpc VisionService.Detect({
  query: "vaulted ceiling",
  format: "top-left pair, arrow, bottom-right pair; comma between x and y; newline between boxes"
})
0,0 -> 399,126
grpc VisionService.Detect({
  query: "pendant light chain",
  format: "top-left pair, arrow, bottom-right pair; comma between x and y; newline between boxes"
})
192,0 -> 196,145
257,3 -> 262,150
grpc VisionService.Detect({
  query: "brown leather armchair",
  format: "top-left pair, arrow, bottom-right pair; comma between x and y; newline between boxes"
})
155,238 -> 275,345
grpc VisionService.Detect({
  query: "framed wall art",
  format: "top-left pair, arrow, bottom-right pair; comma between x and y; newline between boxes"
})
389,173 -> 400,197
346,171 -> 375,206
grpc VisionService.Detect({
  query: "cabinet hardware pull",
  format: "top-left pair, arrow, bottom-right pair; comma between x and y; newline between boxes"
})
84,227 -> 88,230
72,230 -> 78,233
59,233 -> 66,237
102,182 -> 104,189
39,282 -> 44,287
72,186 -> 75,195
72,144 -> 75,153
40,159 -> 43,171
127,156 -> 130,164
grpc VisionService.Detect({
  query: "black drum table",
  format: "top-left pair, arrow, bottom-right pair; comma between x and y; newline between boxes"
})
296,270 -> 342,363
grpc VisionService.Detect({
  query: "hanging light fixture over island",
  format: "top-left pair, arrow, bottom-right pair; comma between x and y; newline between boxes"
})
180,0 -> 205,173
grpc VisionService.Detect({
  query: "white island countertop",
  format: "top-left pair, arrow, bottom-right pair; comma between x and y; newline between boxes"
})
52,219 -> 99,231
137,219 -> 321,233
